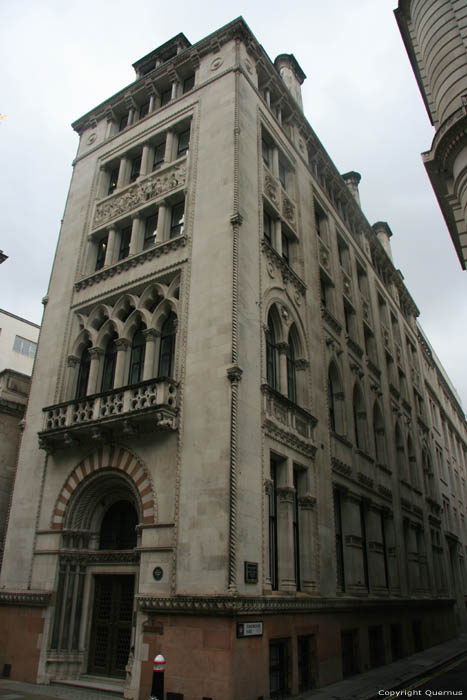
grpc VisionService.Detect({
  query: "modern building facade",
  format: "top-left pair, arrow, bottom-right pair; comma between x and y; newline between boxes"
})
395,0 -> 467,270
0,18 -> 466,700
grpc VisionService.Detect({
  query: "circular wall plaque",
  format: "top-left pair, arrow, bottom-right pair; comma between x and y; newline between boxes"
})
152,566 -> 163,581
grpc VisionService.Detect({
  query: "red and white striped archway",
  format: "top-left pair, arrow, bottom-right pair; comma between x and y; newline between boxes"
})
51,445 -> 156,529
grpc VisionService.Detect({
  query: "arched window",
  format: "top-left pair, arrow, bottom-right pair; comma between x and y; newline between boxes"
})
286,329 -> 297,403
266,310 -> 279,390
76,340 -> 92,398
101,332 -> 118,392
128,321 -> 146,385
407,435 -> 418,487
395,423 -> 407,480
158,312 -> 177,377
99,500 -> 138,550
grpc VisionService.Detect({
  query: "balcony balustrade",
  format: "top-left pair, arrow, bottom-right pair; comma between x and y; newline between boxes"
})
39,378 -> 178,452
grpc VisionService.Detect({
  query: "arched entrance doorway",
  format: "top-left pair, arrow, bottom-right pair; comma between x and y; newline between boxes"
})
49,466 -> 143,682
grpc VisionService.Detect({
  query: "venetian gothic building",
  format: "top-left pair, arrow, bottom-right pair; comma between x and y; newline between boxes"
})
1,17 -> 467,700
396,0 -> 467,269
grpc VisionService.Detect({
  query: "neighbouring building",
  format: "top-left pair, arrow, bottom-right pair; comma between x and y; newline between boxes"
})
0,17 -> 466,700
0,310 -> 39,566
395,0 -> 467,270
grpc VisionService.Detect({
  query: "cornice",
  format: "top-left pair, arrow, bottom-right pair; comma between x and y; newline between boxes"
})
137,593 -> 455,615
0,590 -> 52,607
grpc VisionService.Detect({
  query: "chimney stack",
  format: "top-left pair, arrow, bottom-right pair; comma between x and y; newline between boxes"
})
274,54 -> 306,111
372,221 -> 394,261
342,171 -> 362,207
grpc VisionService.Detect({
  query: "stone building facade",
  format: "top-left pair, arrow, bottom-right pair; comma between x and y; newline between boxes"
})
0,17 -> 466,700
395,0 -> 467,269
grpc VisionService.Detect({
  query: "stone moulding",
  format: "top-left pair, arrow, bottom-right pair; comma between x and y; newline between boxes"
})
137,594 -> 455,616
0,590 -> 52,607
93,161 -> 187,229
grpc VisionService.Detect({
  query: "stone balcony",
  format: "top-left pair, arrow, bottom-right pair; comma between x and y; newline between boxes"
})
39,378 -> 178,452
261,385 -> 317,459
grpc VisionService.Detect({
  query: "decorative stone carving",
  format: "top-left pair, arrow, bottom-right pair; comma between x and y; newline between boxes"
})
227,364 -> 243,383
264,173 -> 279,204
94,163 -> 186,227
282,193 -> 295,225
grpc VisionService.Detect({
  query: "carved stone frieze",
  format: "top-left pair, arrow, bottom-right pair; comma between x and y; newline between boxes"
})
94,163 -> 186,228
264,173 -> 279,205
281,193 -> 295,225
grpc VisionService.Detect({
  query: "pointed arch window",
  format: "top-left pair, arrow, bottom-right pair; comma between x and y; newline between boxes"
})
266,312 -> 278,390
101,333 -> 118,392
286,329 -> 297,403
373,402 -> 387,465
76,340 -> 92,398
158,312 -> 177,378
353,384 -> 367,450
328,363 -> 345,435
128,321 -> 146,385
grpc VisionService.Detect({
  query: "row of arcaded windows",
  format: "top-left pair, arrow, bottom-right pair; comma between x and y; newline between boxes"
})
75,312 -> 176,399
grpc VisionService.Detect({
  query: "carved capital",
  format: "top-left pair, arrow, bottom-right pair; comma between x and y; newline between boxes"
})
89,347 -> 104,359
277,486 -> 295,503
298,494 -> 316,510
115,338 -> 130,351
67,354 -> 80,368
143,328 -> 161,341
264,478 -> 273,495
227,364 -> 243,383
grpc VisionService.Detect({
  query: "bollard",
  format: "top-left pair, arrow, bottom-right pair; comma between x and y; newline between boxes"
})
150,653 -> 165,700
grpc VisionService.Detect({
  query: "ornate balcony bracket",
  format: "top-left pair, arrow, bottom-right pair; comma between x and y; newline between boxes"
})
38,378 -> 178,453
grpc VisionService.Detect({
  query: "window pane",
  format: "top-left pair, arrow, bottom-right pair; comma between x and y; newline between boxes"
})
139,101 -> 149,119
183,75 -> 195,93
160,88 -> 172,106
119,113 -> 128,131
170,202 -> 184,238
264,211 -> 272,243
144,213 -> 158,249
153,141 -> 166,170
95,236 -> 108,270
13,335 -> 37,358
118,227 -> 131,260
177,129 -> 190,157
129,156 -> 141,183
108,168 -> 119,195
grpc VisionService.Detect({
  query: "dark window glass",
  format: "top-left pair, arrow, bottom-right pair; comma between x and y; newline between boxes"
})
279,160 -> 287,189
101,334 -> 117,392
269,460 -> 278,590
262,138 -> 270,167
95,236 -> 108,271
160,88 -> 172,106
158,313 -> 177,377
183,75 -> 195,93
99,501 -> 137,550
287,335 -> 297,403
76,341 -> 91,399
119,113 -> 128,131
128,324 -> 146,385
293,470 -> 301,590
129,156 -> 141,183
269,639 -> 288,697
153,141 -> 166,170
108,168 -> 119,195
282,229 -> 290,264
177,129 -> 190,157
266,320 -> 277,390
170,202 -> 184,238
139,101 -> 150,119
144,213 -> 158,249
264,210 -> 272,244
118,226 -> 131,260
334,489 -> 345,590
320,277 -> 327,307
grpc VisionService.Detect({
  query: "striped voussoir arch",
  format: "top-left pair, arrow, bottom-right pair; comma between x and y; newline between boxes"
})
51,445 -> 155,529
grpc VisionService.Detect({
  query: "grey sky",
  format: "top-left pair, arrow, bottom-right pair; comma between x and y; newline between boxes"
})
1,0 -> 466,408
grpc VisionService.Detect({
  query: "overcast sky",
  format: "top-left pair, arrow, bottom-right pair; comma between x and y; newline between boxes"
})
1,0 -> 466,409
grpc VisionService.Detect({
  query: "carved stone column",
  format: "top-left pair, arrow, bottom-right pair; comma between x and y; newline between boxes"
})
129,215 -> 143,256
140,144 -> 154,178
277,485 -> 295,591
142,329 -> 160,381
277,342 -> 289,396
342,494 -> 366,592
114,339 -> 130,388
157,203 -> 170,242
117,157 -> 130,189
87,347 -> 104,395
165,131 -> 175,162
264,478 -> 273,591
104,227 -> 117,266
298,494 -> 317,593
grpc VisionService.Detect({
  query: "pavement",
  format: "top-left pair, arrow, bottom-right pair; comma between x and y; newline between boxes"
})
0,633 -> 466,700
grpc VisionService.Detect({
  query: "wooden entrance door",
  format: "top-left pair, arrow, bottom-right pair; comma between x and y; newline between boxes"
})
88,575 -> 134,677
